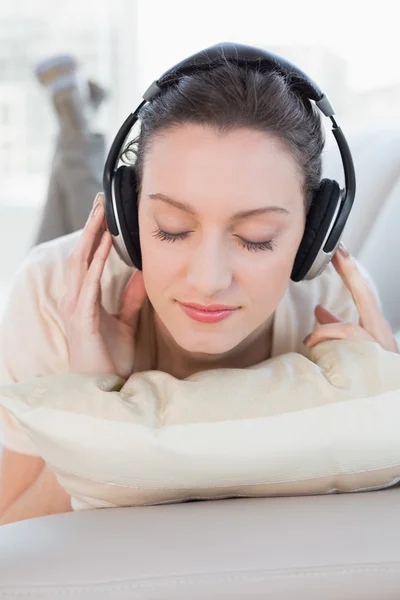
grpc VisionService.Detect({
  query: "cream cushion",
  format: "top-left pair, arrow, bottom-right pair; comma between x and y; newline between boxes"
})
1,340 -> 400,511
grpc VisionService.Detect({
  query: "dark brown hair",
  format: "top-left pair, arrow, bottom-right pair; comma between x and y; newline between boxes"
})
124,61 -> 325,212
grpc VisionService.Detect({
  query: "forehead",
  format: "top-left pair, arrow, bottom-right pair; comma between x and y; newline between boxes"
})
141,124 -> 304,213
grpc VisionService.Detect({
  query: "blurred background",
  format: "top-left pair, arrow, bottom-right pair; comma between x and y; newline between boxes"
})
1,0 -> 399,332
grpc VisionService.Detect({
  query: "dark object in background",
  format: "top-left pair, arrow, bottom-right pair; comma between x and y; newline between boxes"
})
33,55 -> 107,245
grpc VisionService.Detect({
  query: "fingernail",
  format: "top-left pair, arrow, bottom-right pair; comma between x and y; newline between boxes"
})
337,241 -> 350,258
92,202 -> 101,219
303,334 -> 311,346
91,194 -> 103,218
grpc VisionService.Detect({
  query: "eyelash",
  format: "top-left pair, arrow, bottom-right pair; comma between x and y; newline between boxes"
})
152,229 -> 276,252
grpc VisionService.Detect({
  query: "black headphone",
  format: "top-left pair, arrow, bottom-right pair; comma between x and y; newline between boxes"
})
103,42 -> 356,282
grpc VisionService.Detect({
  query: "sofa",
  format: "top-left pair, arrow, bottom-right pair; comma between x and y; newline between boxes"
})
1,488 -> 400,599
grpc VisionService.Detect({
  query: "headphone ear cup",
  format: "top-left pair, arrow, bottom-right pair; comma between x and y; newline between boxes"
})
113,165 -> 142,270
291,179 -> 341,282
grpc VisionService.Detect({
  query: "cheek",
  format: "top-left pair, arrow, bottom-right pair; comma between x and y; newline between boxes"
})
242,252 -> 293,303
240,228 -> 303,308
139,225 -> 183,299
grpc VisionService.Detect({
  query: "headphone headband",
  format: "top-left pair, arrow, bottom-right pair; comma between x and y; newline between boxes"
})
144,42 -> 329,108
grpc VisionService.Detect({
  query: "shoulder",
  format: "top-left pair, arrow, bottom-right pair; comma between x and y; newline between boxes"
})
11,232 -> 80,304
0,232 -> 134,382
287,257 -> 379,319
272,259 -> 376,357
286,261 -> 356,320
10,230 -> 133,314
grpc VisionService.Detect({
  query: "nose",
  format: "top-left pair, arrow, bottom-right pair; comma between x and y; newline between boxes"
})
186,235 -> 232,298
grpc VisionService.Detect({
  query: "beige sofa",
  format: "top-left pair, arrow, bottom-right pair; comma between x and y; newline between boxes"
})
1,488 -> 400,599
1,128 -> 400,598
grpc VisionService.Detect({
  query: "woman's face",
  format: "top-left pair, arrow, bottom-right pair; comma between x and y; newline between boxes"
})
138,124 -> 306,355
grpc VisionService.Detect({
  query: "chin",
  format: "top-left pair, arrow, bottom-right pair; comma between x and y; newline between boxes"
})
171,328 -> 243,356
155,302 -> 251,356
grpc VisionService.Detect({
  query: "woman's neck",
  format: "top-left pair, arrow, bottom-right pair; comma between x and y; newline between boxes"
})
153,312 -> 274,380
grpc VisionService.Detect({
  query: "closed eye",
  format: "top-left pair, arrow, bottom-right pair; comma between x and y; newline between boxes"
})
235,236 -> 276,252
152,228 -> 191,242
152,229 -> 276,252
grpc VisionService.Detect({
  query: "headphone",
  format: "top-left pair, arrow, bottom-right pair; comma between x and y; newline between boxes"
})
103,42 -> 356,282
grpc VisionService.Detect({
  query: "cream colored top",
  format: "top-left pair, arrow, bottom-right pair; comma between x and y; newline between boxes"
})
0,231 -> 364,456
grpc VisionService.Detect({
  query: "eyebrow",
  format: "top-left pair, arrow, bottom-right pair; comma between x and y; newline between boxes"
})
148,193 -> 290,220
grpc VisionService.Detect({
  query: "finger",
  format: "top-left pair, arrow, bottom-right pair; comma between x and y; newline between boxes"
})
303,322 -> 376,348
72,193 -> 106,264
315,305 -> 342,325
332,243 -> 389,342
118,270 -> 147,330
65,194 -> 106,312
75,230 -> 113,332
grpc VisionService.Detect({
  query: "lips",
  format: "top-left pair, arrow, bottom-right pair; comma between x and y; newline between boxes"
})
178,302 -> 240,324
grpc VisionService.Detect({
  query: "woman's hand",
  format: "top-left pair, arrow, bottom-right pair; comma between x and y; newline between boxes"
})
304,243 -> 399,353
59,193 -> 147,378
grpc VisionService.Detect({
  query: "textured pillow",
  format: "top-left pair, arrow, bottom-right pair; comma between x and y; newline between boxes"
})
1,340 -> 400,511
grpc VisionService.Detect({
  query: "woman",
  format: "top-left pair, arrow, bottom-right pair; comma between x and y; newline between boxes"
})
0,44 -> 397,525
